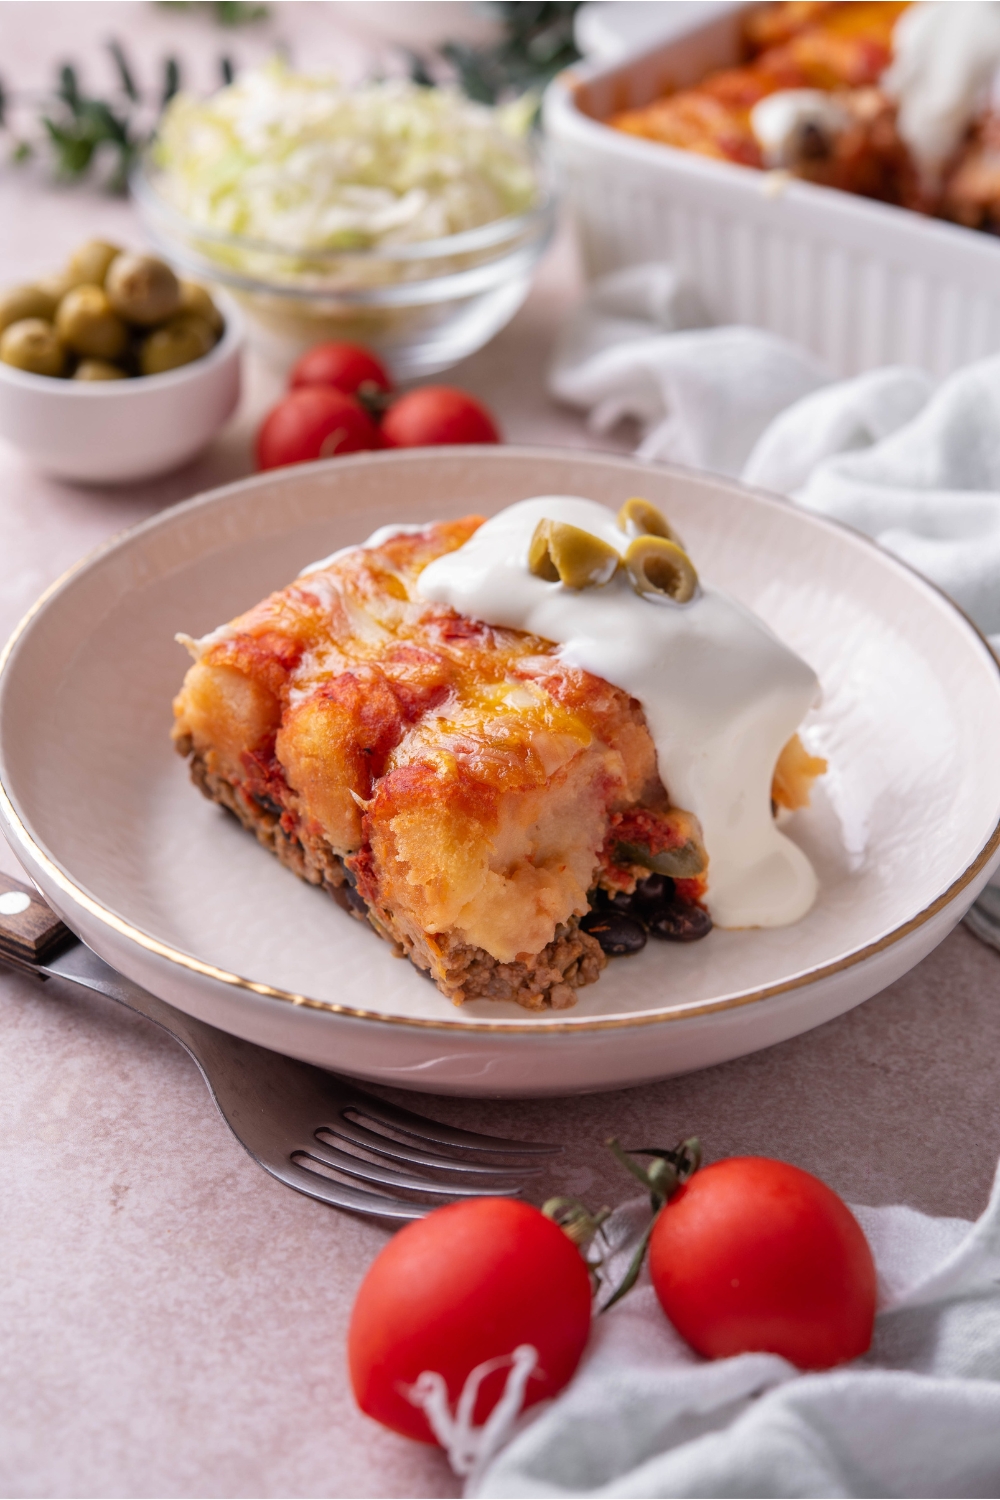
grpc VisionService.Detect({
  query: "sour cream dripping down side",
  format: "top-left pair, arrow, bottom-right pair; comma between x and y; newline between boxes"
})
883,0 -> 1000,186
417,496 -> 820,930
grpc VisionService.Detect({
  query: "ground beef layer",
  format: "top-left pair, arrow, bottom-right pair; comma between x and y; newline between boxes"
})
183,742 -> 606,1010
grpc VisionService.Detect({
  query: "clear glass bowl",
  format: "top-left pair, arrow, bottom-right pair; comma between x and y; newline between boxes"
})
132,155 -> 556,377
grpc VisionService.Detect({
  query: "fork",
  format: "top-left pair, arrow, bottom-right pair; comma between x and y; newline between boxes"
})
0,870 -> 559,1220
965,885 -> 1000,955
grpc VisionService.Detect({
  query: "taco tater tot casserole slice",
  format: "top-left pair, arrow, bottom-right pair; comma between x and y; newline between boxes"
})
173,499 -> 825,1011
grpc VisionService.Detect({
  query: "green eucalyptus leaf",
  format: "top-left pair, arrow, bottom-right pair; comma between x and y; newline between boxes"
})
108,39 -> 139,102
162,57 -> 181,106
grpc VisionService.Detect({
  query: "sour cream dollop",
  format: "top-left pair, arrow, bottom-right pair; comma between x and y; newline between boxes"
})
417,497 -> 820,930
750,89 -> 850,169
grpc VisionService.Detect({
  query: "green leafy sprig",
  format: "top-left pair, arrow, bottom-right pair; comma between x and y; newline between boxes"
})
0,1 -> 575,191
0,39 -> 234,191
157,1 -> 270,27
39,58 -> 144,193
438,1 -> 583,106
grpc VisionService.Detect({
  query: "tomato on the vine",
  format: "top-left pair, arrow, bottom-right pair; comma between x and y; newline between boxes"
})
348,1197 -> 592,1445
648,1156 -> 876,1370
381,385 -> 500,447
255,387 -> 381,471
290,341 -> 393,398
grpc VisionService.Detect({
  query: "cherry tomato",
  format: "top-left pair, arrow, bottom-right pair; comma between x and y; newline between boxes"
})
649,1157 -> 876,1370
348,1197 -> 592,1445
289,341 -> 393,397
255,387 -> 381,471
381,385 -> 501,447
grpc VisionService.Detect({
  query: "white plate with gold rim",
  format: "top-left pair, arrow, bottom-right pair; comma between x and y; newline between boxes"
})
1,448 -> 999,1097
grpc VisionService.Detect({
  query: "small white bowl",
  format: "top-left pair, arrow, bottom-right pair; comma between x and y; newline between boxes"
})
0,293 -> 243,484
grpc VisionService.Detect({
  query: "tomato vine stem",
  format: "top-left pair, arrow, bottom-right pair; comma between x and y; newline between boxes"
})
598,1135 -> 702,1313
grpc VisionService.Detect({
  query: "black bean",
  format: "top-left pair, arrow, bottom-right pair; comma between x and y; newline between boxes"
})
632,872 -> 674,911
251,791 -> 283,818
645,902 -> 713,943
334,883 -> 369,918
580,909 -> 647,955
592,886 -> 636,914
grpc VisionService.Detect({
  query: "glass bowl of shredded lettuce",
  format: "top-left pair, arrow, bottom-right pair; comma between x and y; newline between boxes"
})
133,63 -> 554,375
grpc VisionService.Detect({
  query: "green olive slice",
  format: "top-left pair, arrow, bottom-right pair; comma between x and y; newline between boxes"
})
617,496 -> 682,544
528,520 -> 560,581
625,535 -> 699,603
528,519 -> 620,589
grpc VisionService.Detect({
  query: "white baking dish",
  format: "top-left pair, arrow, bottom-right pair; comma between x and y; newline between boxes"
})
544,4 -> 1000,378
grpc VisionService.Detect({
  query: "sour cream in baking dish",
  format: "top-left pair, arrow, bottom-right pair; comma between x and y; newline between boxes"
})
418,496 -> 820,930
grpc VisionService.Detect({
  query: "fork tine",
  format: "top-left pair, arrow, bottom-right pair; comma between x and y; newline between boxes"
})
320,1115 -> 546,1177
299,1138 -> 525,1198
275,1158 -> 450,1220
346,1089 -> 563,1157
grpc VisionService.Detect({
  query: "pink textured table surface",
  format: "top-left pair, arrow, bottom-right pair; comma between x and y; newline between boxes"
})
2,7 -> 1000,1498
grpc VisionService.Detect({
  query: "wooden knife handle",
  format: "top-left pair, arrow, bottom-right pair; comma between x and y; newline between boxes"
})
0,869 -> 72,964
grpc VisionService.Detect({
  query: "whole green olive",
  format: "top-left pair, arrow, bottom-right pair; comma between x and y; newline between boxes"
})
178,279 -> 224,337
0,318 -> 66,377
36,273 -> 74,305
73,358 -> 127,381
65,239 -> 123,290
0,283 -> 62,334
106,253 -> 181,327
139,314 -> 215,375
56,286 -> 129,360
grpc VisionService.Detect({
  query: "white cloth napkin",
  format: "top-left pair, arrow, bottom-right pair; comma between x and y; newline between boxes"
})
471,1163 -> 1000,1498
549,264 -> 1000,652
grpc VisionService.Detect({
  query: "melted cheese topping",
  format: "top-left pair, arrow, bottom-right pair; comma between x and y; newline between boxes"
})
417,496 -> 820,929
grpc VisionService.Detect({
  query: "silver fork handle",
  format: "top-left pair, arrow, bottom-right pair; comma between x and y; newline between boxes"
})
43,938 -> 216,1047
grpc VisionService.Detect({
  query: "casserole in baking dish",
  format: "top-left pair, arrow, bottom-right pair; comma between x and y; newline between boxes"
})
545,3 -> 1000,377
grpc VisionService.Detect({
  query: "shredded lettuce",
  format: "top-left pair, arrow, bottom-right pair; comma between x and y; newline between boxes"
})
153,62 -> 540,253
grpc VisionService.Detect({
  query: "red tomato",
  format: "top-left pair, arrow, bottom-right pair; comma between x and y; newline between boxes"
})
255,387 -> 381,470
289,341 -> 393,397
649,1157 -> 876,1370
381,385 -> 501,447
348,1197 -> 592,1445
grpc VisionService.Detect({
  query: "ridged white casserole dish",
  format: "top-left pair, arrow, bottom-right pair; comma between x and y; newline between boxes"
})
544,3 -> 1000,379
